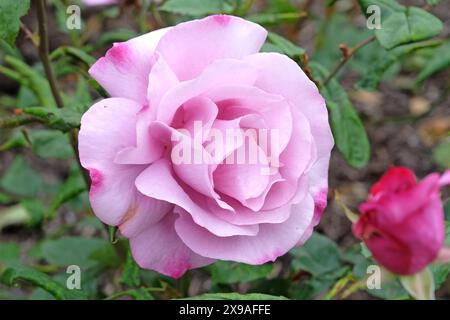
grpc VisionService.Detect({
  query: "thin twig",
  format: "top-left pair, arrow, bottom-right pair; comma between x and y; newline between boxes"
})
36,0 -> 64,109
20,23 -> 39,47
322,35 -> 376,86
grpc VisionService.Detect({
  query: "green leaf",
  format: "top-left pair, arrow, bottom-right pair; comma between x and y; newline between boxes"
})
329,100 -> 370,167
50,46 -> 96,67
21,199 -> 45,226
432,139 -> 450,169
290,232 -> 342,276
4,56 -> 55,108
0,266 -> 86,300
444,202 -> 450,221
356,39 -> 443,90
368,278 -> 409,300
0,156 -> 44,197
89,243 -> 121,268
430,263 -> 450,289
416,40 -> 450,83
29,129 -> 73,159
0,129 -> 29,151
445,221 -> 450,246
121,248 -> 141,287
400,267 -> 435,300
0,192 -> 12,205
313,13 -> 381,73
41,237 -> 117,269
377,7 -> 442,50
246,12 -> 305,25
0,0 -> 30,46
262,32 -> 305,59
358,0 -> 404,14
183,293 -> 288,300
125,288 -> 154,300
426,0 -> 441,5
291,266 -> 348,299
96,29 -> 138,47
358,1 -> 443,50
0,243 -> 21,269
46,169 -> 86,219
209,261 -> 273,284
159,0 -> 232,16
79,216 -> 104,230
360,243 -> 372,258
311,63 -> 370,167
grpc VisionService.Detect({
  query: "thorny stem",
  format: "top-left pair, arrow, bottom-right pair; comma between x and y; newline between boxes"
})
36,0 -> 64,109
322,35 -> 376,86
0,115 -> 41,129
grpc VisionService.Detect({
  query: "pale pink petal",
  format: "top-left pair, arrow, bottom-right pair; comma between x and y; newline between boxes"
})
156,59 -> 259,125
244,52 -> 333,159
279,105 -> 315,181
114,104 -> 165,165
119,194 -> 173,238
205,85 -> 292,160
79,98 -> 160,226
147,53 -> 179,109
89,27 -> 170,104
174,97 -> 218,140
211,176 -> 309,226
135,158 -> 259,237
244,53 -> 333,207
130,213 -> 214,278
175,194 -> 314,264
150,120 -> 233,212
213,141 -> 270,207
155,15 -> 267,80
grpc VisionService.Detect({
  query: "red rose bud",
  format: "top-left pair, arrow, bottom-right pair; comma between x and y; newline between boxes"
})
353,167 -> 450,275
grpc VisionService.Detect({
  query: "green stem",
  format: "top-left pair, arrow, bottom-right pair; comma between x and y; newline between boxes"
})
323,273 -> 354,300
341,279 -> 368,299
0,115 -> 41,129
36,0 -> 64,109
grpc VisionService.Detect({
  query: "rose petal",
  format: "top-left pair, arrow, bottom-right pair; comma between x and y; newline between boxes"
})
79,98 -> 163,225
89,27 -> 170,104
175,193 -> 314,264
130,213 -> 214,278
135,158 -> 259,237
155,15 -> 267,80
156,59 -> 259,125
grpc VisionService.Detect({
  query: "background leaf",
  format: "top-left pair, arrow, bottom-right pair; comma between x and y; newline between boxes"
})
209,261 -> 273,285
311,63 -> 371,168
0,0 -> 30,46
0,156 -> 44,197
159,0 -> 233,16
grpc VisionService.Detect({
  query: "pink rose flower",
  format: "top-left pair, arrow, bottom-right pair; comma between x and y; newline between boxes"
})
79,15 -> 334,278
354,167 -> 450,275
